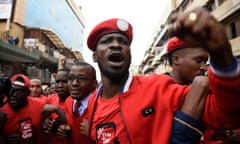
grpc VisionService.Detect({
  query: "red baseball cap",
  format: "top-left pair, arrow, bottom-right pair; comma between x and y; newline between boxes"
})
10,74 -> 30,89
87,18 -> 133,51
166,36 -> 191,54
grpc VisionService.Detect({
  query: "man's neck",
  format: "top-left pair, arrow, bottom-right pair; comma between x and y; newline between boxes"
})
101,75 -> 128,99
170,71 -> 188,85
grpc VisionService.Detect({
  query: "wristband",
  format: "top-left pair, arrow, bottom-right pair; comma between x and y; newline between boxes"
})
210,57 -> 238,72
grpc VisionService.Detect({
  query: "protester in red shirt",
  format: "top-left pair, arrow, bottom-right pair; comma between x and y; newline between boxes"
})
86,7 -> 240,143
166,28 -> 240,144
47,68 -> 70,110
163,36 -> 209,143
0,74 -> 46,143
29,78 -> 47,102
41,68 -> 70,144
56,61 -> 98,143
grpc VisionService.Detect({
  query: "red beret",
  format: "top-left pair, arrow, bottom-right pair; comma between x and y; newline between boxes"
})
87,18 -> 133,51
10,74 -> 30,89
166,37 -> 191,54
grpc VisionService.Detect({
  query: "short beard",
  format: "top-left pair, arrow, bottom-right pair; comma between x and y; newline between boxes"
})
97,63 -> 129,82
59,93 -> 69,101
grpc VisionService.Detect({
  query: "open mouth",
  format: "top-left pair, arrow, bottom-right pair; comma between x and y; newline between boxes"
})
108,53 -> 123,62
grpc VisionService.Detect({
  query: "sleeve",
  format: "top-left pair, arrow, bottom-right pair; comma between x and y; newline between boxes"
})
170,110 -> 206,144
203,59 -> 240,130
210,57 -> 239,78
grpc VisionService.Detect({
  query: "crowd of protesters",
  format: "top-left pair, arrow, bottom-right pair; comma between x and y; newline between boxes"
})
0,61 -> 97,143
0,6 -> 240,144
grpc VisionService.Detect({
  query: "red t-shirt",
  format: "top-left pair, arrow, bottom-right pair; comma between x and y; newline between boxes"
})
91,94 -> 130,144
47,93 -> 65,110
29,95 -> 48,104
0,97 -> 45,144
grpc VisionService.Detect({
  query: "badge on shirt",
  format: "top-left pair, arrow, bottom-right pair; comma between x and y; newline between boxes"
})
142,106 -> 154,117
96,122 -> 119,144
19,117 -> 36,143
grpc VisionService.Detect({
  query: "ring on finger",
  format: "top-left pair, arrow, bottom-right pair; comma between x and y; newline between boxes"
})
189,12 -> 197,21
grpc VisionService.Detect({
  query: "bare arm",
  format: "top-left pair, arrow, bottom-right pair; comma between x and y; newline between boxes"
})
180,76 -> 209,120
41,104 -> 67,124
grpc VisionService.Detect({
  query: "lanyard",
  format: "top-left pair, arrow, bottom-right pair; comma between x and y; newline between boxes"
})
88,73 -> 133,144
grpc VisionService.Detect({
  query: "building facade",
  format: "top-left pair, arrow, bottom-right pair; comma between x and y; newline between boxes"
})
139,0 -> 240,75
0,0 -> 85,84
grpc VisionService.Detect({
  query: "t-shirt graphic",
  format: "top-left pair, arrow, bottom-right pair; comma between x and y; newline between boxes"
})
96,122 -> 119,144
19,117 -> 36,144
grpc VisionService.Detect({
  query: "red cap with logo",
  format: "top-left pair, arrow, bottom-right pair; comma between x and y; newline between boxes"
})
10,74 -> 30,89
87,18 -> 133,51
166,36 -> 191,54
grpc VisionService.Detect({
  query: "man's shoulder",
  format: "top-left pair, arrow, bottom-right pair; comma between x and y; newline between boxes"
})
133,73 -> 171,83
28,96 -> 46,106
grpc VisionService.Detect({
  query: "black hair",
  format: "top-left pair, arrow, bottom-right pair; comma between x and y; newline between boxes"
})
58,67 -> 70,73
167,52 -> 173,66
72,61 -> 96,80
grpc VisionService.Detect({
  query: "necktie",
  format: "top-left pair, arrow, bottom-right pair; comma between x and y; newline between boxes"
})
73,102 -> 81,117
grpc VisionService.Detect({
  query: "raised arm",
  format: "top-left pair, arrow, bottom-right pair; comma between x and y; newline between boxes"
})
169,7 -> 240,129
168,7 -> 234,68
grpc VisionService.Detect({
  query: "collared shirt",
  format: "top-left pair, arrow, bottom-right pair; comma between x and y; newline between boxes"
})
72,94 -> 91,116
97,72 -> 133,96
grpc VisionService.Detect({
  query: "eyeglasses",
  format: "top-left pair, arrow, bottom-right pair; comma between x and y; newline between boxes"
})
68,75 -> 93,82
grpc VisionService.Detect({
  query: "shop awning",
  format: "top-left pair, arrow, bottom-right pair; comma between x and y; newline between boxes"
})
0,40 -> 40,62
40,28 -> 65,49
26,27 -> 65,49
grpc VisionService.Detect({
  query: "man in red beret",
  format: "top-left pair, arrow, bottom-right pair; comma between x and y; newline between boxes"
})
166,36 -> 209,84
165,36 -> 209,143
86,7 -> 240,144
166,37 -> 240,143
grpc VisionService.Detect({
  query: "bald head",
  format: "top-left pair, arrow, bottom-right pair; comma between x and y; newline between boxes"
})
30,79 -> 42,97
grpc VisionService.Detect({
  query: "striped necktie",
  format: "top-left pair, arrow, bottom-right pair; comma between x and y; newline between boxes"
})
73,102 -> 81,117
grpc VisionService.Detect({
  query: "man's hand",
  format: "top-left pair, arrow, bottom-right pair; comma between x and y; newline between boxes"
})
57,124 -> 71,139
41,104 -> 67,124
41,117 -> 56,133
80,119 -> 89,136
168,7 -> 234,67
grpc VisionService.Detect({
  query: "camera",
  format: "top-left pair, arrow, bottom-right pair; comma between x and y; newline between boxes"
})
0,76 -> 12,107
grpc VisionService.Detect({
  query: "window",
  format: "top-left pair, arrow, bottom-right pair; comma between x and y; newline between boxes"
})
230,22 -> 237,38
235,19 -> 240,37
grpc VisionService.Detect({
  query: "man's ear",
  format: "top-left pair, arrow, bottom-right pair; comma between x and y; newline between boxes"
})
172,54 -> 182,65
92,52 -> 97,62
